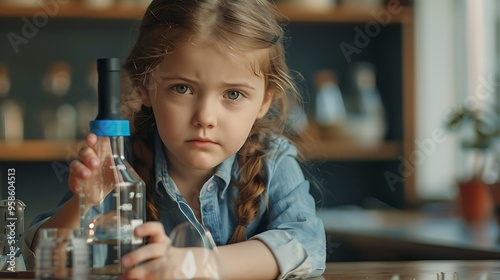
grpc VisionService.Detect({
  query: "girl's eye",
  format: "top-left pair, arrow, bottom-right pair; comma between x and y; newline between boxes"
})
226,90 -> 241,100
172,84 -> 191,94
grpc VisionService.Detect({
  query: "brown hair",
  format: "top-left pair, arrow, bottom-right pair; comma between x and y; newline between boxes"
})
122,0 -> 301,243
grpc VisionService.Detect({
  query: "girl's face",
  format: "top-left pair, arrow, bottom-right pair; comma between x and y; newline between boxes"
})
141,42 -> 272,173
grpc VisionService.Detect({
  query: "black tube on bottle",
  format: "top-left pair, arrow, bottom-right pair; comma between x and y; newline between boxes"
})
90,58 -> 129,137
96,57 -> 122,121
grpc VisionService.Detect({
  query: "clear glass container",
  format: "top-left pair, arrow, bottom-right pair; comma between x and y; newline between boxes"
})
35,228 -> 89,280
0,199 -> 26,272
79,136 -> 145,277
79,58 -> 145,278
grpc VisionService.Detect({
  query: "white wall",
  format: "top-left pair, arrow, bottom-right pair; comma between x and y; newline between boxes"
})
414,0 -> 496,200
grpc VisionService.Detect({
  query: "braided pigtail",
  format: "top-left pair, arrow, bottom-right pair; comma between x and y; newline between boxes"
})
131,105 -> 158,221
228,133 -> 268,244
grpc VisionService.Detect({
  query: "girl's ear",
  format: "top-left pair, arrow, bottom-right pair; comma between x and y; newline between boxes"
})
137,86 -> 152,107
257,89 -> 274,119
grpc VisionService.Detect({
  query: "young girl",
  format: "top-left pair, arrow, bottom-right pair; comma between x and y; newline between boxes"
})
22,0 -> 326,278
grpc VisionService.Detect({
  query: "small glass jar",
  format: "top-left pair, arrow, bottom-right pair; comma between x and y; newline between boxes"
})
35,228 -> 89,280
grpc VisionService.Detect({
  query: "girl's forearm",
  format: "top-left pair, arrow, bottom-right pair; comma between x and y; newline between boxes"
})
32,194 -> 81,250
218,239 -> 279,279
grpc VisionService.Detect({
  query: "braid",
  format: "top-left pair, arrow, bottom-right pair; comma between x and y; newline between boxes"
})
228,133 -> 268,244
131,105 -> 158,221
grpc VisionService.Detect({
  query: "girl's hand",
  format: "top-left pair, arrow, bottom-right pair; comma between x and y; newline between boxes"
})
121,222 -> 170,280
69,133 -> 99,193
122,222 -> 222,280
69,133 -> 115,206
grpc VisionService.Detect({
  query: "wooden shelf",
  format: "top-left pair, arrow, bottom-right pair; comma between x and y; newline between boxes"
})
275,3 -> 412,23
0,2 -> 411,166
0,140 -> 83,161
298,139 -> 401,161
0,2 -> 412,23
295,123 -> 402,161
0,2 -> 146,20
0,138 -> 400,162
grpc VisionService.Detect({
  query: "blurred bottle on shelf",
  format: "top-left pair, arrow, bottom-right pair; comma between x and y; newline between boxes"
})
116,0 -> 152,7
84,0 -> 152,8
42,61 -> 71,97
0,63 -> 24,142
41,61 -> 77,141
341,0 -> 384,9
288,0 -> 337,10
0,0 -> 38,7
84,0 -> 114,9
313,69 -> 347,140
345,62 -> 386,147
0,64 -> 9,97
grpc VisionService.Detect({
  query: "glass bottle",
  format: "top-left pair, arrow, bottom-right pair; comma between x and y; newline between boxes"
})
0,63 -> 24,142
79,58 -> 145,278
346,62 -> 386,147
35,228 -> 89,280
0,199 -> 27,272
41,61 -> 77,141
314,69 -> 347,140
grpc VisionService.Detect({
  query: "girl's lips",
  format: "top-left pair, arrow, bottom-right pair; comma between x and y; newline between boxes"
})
187,139 -> 218,148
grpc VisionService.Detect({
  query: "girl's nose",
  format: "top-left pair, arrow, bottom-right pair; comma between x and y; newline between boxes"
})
192,97 -> 217,128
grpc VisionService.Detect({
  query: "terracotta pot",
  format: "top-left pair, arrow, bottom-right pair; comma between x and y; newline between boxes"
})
488,183 -> 500,228
458,177 -> 492,223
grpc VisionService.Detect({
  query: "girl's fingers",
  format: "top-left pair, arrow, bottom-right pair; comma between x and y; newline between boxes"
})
86,133 -> 98,148
121,222 -> 170,268
68,133 -> 99,193
68,160 -> 91,193
78,146 -> 100,170
123,257 -> 166,280
121,242 -> 169,269
135,222 -> 170,244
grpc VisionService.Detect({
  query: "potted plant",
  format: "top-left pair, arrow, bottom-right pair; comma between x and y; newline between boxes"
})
446,106 -> 499,223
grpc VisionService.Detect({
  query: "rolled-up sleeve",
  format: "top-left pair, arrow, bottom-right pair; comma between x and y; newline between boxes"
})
19,190 -> 73,270
250,141 -> 326,279
20,217 -> 49,270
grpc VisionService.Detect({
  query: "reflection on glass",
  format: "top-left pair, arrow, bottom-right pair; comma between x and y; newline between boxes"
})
152,222 -> 226,280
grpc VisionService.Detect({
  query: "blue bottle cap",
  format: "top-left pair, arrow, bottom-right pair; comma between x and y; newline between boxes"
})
90,120 -> 130,136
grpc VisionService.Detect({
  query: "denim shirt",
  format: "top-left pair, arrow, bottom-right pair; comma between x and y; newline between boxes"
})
151,133 -> 326,279
21,132 -> 326,279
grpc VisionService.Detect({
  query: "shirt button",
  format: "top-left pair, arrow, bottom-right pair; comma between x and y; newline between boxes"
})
204,204 -> 214,212
207,183 -> 215,192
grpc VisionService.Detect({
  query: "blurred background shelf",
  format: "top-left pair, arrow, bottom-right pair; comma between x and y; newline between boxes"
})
0,2 -> 412,22
0,2 -> 146,20
298,140 -> 401,161
0,139 -> 400,161
0,0 -> 415,217
275,3 -> 412,23
0,140 -> 81,161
